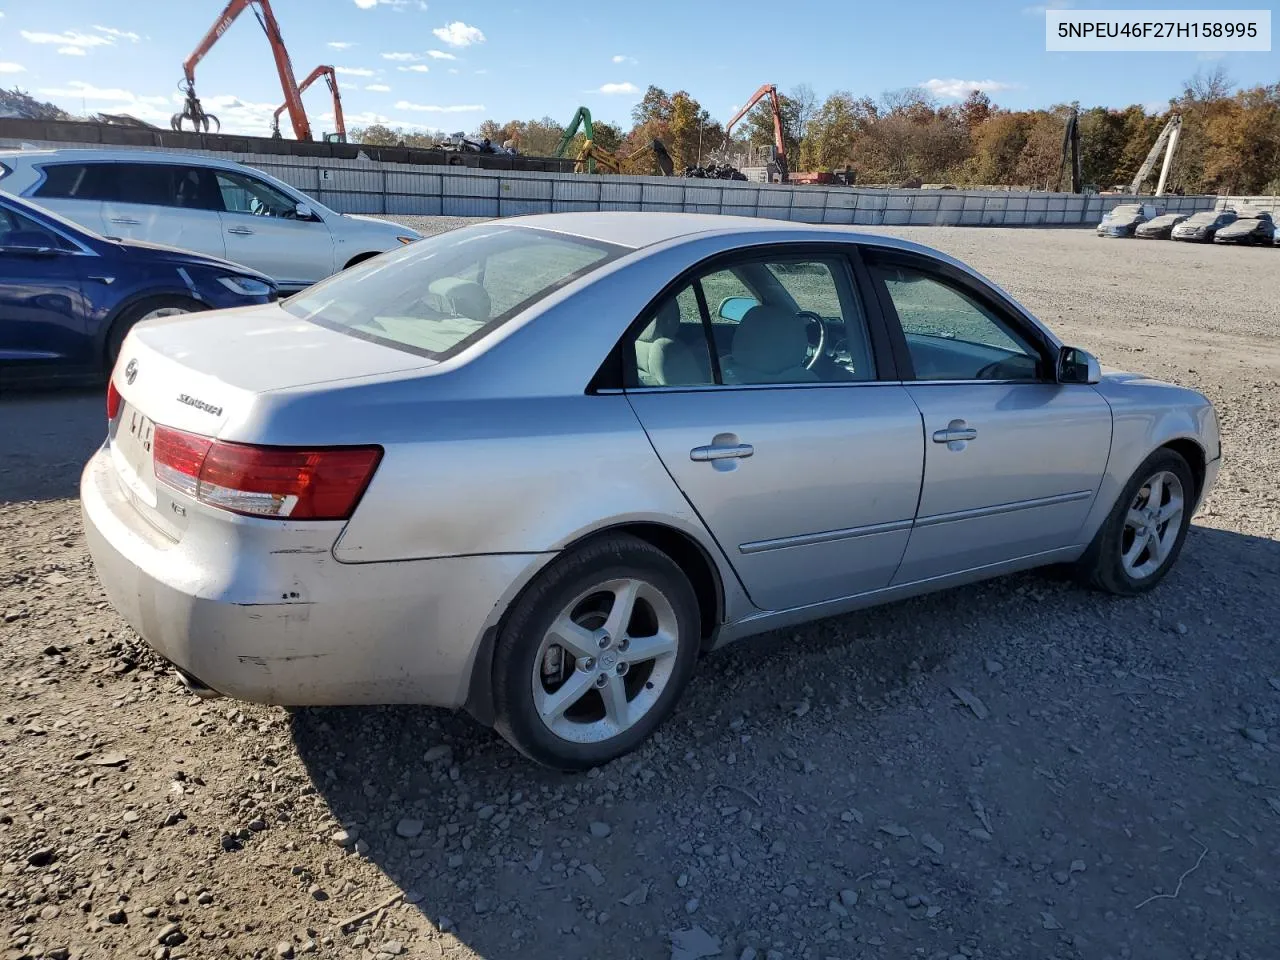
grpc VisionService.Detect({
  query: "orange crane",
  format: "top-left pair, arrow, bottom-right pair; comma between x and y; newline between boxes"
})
172,0 -> 310,141
723,84 -> 789,182
271,65 -> 345,142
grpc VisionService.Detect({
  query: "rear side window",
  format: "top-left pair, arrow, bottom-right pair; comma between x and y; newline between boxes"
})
35,162 -> 220,210
282,225 -> 626,360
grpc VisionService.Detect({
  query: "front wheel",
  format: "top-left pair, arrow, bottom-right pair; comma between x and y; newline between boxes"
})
1074,448 -> 1194,596
492,535 -> 701,770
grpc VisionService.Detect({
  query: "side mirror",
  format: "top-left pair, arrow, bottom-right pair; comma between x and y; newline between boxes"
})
717,296 -> 759,323
1057,345 -> 1101,385
295,202 -> 314,220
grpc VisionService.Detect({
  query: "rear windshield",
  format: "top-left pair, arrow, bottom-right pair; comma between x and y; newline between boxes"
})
282,224 -> 627,359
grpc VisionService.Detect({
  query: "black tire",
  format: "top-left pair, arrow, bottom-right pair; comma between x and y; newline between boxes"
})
1073,448 -> 1195,596
492,534 -> 701,771
105,296 -> 203,372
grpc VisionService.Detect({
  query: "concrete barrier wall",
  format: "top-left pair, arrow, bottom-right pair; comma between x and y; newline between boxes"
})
0,135 -> 1224,225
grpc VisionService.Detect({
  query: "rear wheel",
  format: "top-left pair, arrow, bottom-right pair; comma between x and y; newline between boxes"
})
492,535 -> 701,770
1074,448 -> 1194,596
105,296 -> 203,371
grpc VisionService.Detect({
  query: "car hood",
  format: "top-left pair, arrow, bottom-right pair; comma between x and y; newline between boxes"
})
342,213 -> 419,236
109,237 -> 274,280
1101,216 -> 1139,227
1216,219 -> 1265,237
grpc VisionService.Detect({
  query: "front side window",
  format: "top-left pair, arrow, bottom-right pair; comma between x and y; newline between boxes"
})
626,254 -> 877,387
216,170 -> 302,218
282,224 -> 623,359
875,264 -> 1042,381
0,204 -> 73,250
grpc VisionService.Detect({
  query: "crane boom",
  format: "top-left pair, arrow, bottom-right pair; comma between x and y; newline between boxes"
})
173,0 -> 311,141
1129,114 -> 1182,196
722,84 -> 789,183
272,65 -> 344,141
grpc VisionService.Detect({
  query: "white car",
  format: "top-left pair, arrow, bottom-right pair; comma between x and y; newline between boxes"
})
0,149 -> 421,292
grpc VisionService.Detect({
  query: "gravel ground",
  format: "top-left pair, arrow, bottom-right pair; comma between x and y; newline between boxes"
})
2,222 -> 1278,960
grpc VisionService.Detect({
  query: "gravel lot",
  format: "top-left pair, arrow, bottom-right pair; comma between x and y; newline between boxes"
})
2,222 -> 1278,960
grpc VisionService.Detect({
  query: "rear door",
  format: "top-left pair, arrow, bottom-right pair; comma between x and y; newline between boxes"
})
213,168 -> 335,288
96,162 -> 228,260
864,250 -> 1113,584
622,246 -> 924,612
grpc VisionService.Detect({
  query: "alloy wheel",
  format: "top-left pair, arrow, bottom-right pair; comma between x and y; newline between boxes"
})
1120,470 -> 1185,579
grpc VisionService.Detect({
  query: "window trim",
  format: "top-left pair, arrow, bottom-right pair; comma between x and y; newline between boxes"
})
607,241 -> 902,393
215,168 -> 321,223
861,248 -> 1058,384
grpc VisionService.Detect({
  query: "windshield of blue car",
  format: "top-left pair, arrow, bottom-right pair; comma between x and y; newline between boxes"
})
0,198 -> 99,247
282,225 -> 628,360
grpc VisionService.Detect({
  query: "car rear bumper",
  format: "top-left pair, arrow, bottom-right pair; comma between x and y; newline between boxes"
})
80,446 -> 546,708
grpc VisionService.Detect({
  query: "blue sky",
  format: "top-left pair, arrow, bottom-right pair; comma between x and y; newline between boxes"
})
1,0 -> 1276,137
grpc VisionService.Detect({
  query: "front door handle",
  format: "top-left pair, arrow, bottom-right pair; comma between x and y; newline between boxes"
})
227,227 -> 254,236
109,217 -> 140,225
690,442 -> 754,462
932,419 -> 977,450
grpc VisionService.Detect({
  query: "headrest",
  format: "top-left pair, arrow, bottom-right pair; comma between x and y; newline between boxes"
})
732,305 -> 809,374
637,298 -> 681,342
428,277 -> 491,321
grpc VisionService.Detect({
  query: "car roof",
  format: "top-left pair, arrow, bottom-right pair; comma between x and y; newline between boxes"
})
499,211 -> 952,258
0,147 -> 249,171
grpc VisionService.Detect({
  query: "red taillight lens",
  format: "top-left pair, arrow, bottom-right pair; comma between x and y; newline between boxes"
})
152,425 -> 381,521
106,380 -> 122,421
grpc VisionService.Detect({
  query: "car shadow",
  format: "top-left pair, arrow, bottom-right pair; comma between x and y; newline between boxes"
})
289,522 -> 1280,959
0,387 -> 103,503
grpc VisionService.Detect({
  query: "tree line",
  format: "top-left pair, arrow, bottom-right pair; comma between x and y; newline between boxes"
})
352,68 -> 1280,194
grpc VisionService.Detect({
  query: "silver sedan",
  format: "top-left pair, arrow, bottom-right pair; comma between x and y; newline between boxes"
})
81,213 -> 1221,769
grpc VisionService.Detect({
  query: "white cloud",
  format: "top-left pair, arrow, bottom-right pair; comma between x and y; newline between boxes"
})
353,0 -> 377,7
432,21 -> 485,47
448,68 -> 459,75
343,109 -> 438,130
598,82 -> 639,95
426,49 -> 456,60
354,0 -> 410,8
58,46 -> 87,56
398,64 -> 430,73
93,25 -> 140,42
366,83 -> 391,92
335,66 -> 376,77
919,77 -> 1017,99
474,69 -> 488,75
21,30 -> 113,51
611,54 -> 637,64
394,100 -> 484,113
382,52 -> 419,61
328,41 -> 356,50
0,62 -> 26,74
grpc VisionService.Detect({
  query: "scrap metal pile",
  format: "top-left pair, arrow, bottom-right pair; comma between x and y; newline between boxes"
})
682,161 -> 748,181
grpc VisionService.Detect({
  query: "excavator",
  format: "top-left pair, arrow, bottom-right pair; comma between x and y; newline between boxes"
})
722,84 -> 789,183
172,0 -> 310,140
271,65 -> 345,142
1129,113 -> 1183,196
574,138 -> 674,177
556,107 -> 598,173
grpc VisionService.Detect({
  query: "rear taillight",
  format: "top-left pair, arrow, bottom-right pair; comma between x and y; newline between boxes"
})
152,425 -> 381,521
106,379 -> 122,421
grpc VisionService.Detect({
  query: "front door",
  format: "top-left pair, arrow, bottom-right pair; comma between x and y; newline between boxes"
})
213,169 -> 335,288
0,202 -> 87,368
866,255 -> 1113,584
622,249 -> 924,611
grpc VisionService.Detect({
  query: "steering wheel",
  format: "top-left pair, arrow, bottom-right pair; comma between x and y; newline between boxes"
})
797,311 -> 827,370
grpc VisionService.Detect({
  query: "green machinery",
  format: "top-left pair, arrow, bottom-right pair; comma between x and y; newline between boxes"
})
555,106 -> 596,173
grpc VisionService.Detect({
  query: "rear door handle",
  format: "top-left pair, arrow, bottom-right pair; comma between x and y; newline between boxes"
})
227,227 -> 254,236
690,443 -> 754,462
109,217 -> 140,225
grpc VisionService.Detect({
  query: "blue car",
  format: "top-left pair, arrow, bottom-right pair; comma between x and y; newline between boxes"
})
1,192 -> 277,384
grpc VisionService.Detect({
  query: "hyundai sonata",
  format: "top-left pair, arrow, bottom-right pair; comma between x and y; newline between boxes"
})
82,213 -> 1221,769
